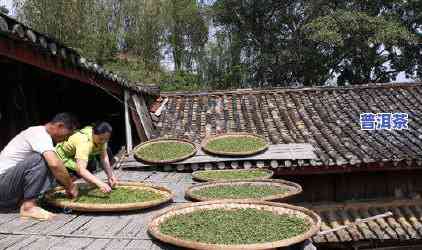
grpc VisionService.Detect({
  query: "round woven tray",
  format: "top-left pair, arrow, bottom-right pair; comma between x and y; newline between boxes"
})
44,181 -> 174,212
133,138 -> 197,164
201,133 -> 269,157
192,169 -> 274,182
148,200 -> 321,250
185,179 -> 302,202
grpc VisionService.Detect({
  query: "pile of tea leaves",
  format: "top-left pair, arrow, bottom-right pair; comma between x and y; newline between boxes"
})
135,141 -> 195,162
159,208 -> 311,245
205,136 -> 267,153
191,185 -> 288,199
194,169 -> 271,181
53,187 -> 165,204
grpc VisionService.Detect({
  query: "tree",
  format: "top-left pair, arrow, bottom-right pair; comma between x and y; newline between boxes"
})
305,3 -> 418,85
199,29 -> 246,89
212,0 -> 417,87
165,0 -> 208,72
384,0 -> 422,81
11,0 -> 420,89
118,0 -> 167,73
13,0 -> 118,64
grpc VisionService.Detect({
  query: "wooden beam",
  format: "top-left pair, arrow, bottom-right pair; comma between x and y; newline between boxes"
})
125,144 -> 316,166
0,34 -> 123,95
129,96 -> 148,143
124,90 -> 133,152
132,94 -> 153,140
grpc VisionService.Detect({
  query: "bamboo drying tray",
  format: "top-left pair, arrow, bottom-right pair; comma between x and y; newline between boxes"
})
44,181 -> 174,212
133,138 -> 197,164
148,200 -> 321,250
201,133 -> 269,157
185,179 -> 302,202
192,169 -> 274,182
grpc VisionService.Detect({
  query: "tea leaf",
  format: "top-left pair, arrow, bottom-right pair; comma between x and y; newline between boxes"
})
159,208 -> 311,245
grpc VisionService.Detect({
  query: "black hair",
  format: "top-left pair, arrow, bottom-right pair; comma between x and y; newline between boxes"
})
50,113 -> 79,129
93,121 -> 112,135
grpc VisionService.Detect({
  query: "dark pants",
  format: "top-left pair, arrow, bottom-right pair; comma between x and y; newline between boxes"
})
285,240 -> 317,250
0,153 -> 56,210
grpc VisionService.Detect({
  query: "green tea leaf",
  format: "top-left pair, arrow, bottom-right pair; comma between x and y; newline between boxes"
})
206,136 -> 267,153
192,185 -> 288,199
135,141 -> 195,162
195,169 -> 270,181
53,187 -> 164,204
159,208 -> 311,245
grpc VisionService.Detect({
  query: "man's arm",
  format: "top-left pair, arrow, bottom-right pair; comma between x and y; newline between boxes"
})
42,151 -> 78,197
75,159 -> 111,193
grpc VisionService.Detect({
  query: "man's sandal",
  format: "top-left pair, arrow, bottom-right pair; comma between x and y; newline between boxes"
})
20,210 -> 56,221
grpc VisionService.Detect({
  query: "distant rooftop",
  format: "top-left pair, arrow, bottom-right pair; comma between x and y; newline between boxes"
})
152,81 -> 422,168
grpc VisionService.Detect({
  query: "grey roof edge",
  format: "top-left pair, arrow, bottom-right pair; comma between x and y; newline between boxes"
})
161,81 -> 422,96
0,13 -> 159,96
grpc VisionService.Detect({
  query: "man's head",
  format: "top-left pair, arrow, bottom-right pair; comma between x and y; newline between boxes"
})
46,113 -> 79,143
93,122 -> 112,145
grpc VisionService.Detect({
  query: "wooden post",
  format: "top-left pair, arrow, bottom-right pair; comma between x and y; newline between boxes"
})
124,90 -> 133,152
132,94 -> 153,140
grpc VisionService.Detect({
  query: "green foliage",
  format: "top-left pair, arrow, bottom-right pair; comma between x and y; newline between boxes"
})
165,0 -> 209,72
304,9 -> 417,85
105,57 -> 204,92
159,71 -> 205,92
212,0 -> 420,86
200,31 -> 247,89
13,0 -> 118,64
120,0 -> 166,71
306,11 -> 414,47
104,57 -> 160,84
13,0 -> 421,89
159,208 -> 311,244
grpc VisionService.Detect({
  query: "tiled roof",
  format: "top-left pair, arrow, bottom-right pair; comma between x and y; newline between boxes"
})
0,13 -> 159,95
153,82 -> 422,168
309,199 -> 422,244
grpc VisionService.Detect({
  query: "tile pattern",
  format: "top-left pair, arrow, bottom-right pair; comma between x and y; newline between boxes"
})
310,199 -> 422,244
154,82 -> 422,167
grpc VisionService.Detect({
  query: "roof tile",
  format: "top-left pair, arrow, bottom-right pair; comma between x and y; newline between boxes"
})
155,82 -> 422,167
311,199 -> 422,243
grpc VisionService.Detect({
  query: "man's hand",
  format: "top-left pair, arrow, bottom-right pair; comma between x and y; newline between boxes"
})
65,182 -> 78,199
98,182 -> 112,193
108,175 -> 118,188
43,151 -> 74,190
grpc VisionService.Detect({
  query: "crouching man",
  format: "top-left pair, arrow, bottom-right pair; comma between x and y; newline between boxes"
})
0,113 -> 79,220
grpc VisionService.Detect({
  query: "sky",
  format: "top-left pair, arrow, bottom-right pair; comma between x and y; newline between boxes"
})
0,0 -> 414,83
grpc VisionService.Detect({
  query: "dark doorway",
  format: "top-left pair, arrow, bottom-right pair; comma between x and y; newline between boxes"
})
0,57 -> 126,154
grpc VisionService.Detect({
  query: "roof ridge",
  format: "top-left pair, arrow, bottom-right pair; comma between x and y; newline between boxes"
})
162,81 -> 422,96
0,13 -> 159,95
